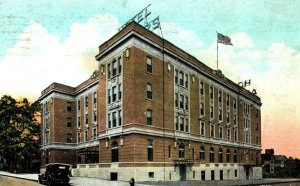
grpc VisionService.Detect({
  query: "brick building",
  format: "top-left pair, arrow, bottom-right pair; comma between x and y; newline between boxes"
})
39,22 -> 262,181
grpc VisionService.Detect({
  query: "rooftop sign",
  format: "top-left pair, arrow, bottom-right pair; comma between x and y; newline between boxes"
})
118,4 -> 160,31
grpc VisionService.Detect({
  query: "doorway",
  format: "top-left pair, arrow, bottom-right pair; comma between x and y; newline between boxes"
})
179,165 -> 186,181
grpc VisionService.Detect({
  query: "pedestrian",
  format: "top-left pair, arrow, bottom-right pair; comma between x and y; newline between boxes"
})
129,177 -> 135,186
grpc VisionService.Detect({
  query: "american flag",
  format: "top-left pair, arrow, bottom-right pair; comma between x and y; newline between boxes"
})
217,33 -> 233,45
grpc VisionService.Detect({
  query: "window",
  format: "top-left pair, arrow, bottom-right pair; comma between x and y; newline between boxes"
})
179,143 -> 185,159
200,146 -> 205,161
93,110 -> 97,122
180,117 -> 184,131
108,89 -> 111,104
67,134 -> 72,143
192,148 -> 195,159
210,124 -> 214,137
175,69 -> 178,84
218,148 -> 223,163
210,106 -> 214,118
112,111 -> 117,127
185,118 -> 189,132
85,96 -> 88,107
200,81 -> 204,95
108,113 -> 111,128
93,92 -> 97,107
175,115 -> 179,130
219,125 -> 223,139
77,132 -> 80,143
200,121 -> 205,136
118,57 -> 122,74
67,101 -> 72,111
93,128 -> 97,139
168,145 -> 171,158
118,84 -> 122,100
147,109 -> 152,125
233,98 -> 237,109
175,93 -> 178,107
200,103 -> 204,116
227,127 -> 231,141
84,130 -> 88,142
67,117 -> 71,127
147,83 -> 152,99
234,114 -> 237,126
226,94 -> 230,107
147,139 -> 153,161
218,91 -> 222,103
234,129 -> 238,141
210,86 -> 214,100
185,74 -> 188,88
77,100 -> 81,110
180,95 -> 184,109
112,86 -> 117,102
85,114 -> 88,125
193,171 -> 195,179
185,96 -> 189,110
235,170 -> 238,177
45,132 -> 49,144
112,60 -> 117,77
112,141 -> 119,162
118,110 -> 122,126
179,71 -> 184,86
234,149 -> 238,163
147,57 -> 152,73
219,109 -> 222,121
149,172 -> 154,179
210,147 -> 214,163
201,171 -> 205,180
226,149 -> 231,163
108,63 -> 111,78
77,116 -> 81,127
226,112 -> 230,123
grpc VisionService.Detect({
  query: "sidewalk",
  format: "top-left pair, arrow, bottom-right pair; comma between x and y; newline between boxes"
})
1,171 -> 300,186
0,171 -> 38,181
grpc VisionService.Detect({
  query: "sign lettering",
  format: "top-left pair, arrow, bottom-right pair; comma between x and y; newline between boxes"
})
118,4 -> 160,32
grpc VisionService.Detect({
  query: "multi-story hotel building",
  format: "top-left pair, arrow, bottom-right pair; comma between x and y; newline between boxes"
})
39,21 -> 262,181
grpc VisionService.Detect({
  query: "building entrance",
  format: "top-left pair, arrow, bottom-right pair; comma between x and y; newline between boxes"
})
179,164 -> 186,181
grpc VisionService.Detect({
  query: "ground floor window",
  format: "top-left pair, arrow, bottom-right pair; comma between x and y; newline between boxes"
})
110,172 -> 118,181
149,172 -> 154,178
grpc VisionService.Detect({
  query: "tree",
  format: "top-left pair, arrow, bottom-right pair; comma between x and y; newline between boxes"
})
0,95 -> 40,172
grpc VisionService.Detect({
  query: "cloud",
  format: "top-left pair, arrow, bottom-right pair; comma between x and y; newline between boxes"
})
231,32 -> 254,49
0,14 -> 120,100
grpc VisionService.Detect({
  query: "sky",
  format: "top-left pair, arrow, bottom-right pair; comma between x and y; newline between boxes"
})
1,0 -> 300,158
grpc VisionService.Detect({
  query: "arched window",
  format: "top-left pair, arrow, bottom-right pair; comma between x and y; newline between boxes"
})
234,149 -> 238,163
226,149 -> 231,163
209,147 -> 214,163
112,141 -> 118,162
200,145 -> 205,161
179,143 -> 185,159
218,147 -> 223,163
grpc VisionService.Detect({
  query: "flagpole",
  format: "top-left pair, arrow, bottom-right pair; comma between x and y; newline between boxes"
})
217,39 -> 219,70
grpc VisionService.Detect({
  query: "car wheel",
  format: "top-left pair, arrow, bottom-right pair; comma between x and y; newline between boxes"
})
47,177 -> 52,186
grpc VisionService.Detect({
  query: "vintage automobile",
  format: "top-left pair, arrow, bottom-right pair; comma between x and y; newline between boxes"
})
38,163 -> 71,185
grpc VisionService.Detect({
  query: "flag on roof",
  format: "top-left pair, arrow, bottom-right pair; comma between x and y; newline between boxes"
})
217,32 -> 233,45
